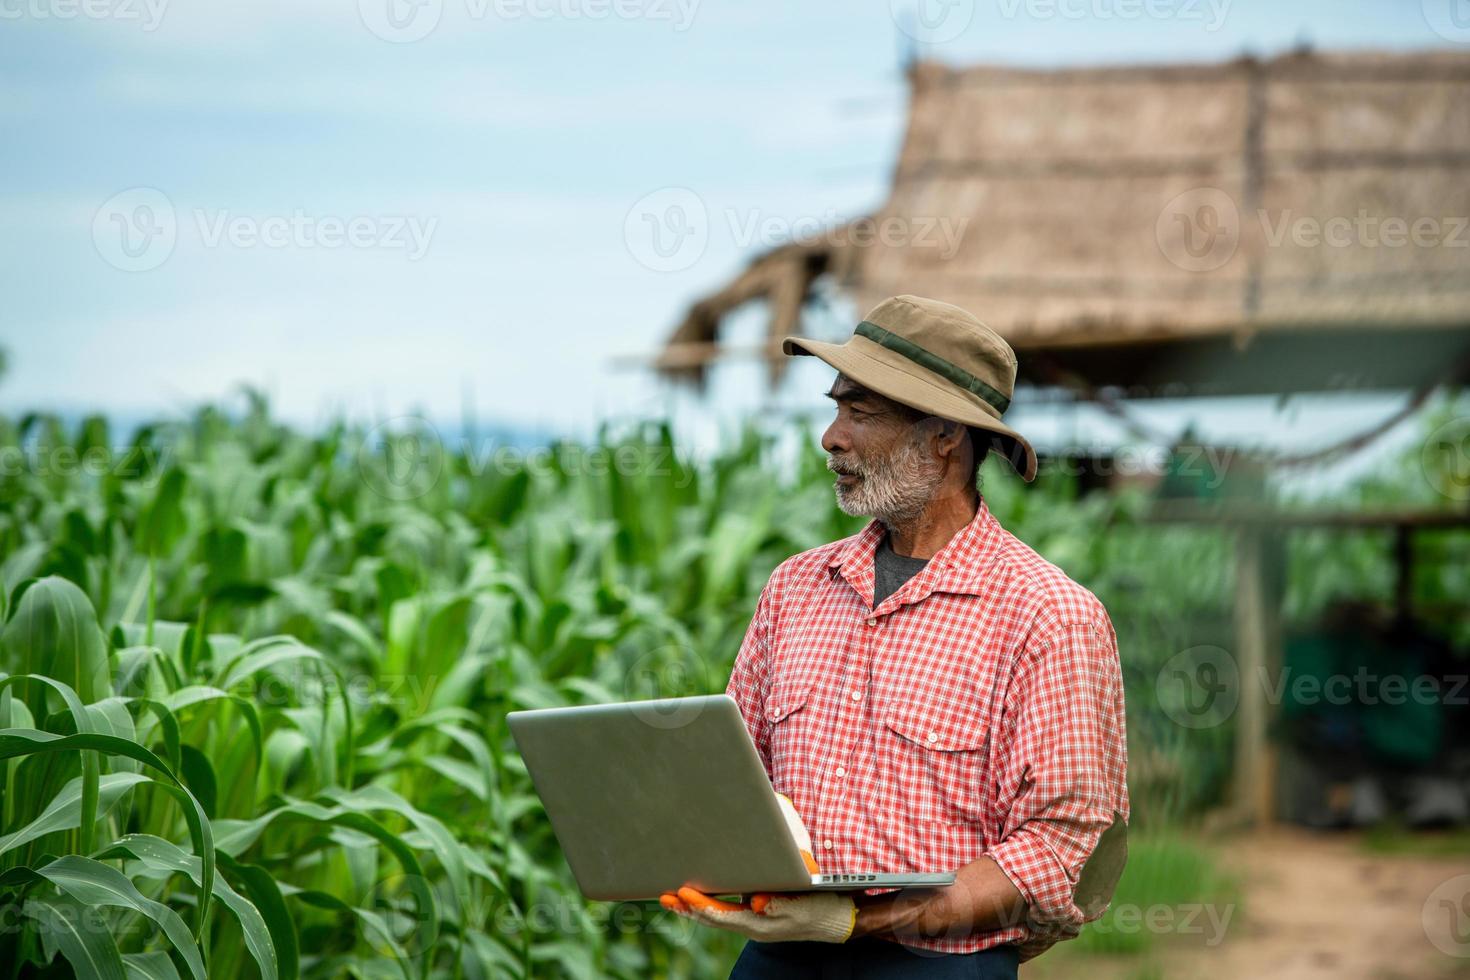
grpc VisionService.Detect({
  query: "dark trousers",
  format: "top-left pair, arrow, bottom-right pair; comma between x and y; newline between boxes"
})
728,937 -> 1020,979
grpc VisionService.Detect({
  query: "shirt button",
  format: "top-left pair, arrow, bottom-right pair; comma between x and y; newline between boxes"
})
865,618 -> 877,627
834,767 -> 846,778
850,690 -> 863,702
822,839 -> 834,851
927,732 -> 939,744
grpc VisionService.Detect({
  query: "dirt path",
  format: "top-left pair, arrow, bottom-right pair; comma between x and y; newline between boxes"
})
1030,826 -> 1470,979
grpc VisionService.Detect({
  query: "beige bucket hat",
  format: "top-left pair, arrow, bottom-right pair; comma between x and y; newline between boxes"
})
782,295 -> 1037,482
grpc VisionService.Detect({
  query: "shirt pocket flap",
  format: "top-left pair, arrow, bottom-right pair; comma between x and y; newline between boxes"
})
884,696 -> 987,752
764,676 -> 816,725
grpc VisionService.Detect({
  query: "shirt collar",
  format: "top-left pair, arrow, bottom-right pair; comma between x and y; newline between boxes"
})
826,496 -> 1006,611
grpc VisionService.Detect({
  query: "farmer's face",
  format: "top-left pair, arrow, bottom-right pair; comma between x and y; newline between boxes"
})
821,376 -> 945,523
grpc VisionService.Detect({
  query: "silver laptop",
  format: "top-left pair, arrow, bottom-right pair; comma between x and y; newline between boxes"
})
507,693 -> 957,900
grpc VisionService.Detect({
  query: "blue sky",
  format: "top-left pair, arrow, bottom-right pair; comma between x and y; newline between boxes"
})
0,0 -> 1456,468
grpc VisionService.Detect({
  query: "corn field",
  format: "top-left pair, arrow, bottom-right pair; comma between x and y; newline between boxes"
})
0,393 -> 1461,978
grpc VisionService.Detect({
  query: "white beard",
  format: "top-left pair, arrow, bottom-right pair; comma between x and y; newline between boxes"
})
828,432 -> 946,525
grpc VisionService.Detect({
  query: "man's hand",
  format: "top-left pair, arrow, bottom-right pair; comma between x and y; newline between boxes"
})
661,887 -> 857,943
658,793 -> 857,943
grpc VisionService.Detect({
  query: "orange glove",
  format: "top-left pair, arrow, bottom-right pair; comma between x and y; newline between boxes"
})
659,793 -> 857,944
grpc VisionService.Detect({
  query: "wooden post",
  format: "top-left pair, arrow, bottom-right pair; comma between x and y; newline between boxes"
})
1232,527 -> 1280,825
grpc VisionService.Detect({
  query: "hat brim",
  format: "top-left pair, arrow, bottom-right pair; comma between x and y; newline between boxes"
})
784,335 -> 1038,482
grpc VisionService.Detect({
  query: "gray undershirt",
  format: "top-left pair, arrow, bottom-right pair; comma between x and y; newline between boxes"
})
873,530 -> 931,607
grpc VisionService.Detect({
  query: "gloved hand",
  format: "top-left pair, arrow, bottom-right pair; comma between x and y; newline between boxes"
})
658,793 -> 857,943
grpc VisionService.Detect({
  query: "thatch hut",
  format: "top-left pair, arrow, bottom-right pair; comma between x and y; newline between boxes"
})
655,49 -> 1470,398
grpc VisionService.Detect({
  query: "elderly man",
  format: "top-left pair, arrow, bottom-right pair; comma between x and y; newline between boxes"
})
662,295 -> 1129,977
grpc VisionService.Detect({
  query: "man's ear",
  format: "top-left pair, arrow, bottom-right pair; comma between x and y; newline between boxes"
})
931,418 -> 967,459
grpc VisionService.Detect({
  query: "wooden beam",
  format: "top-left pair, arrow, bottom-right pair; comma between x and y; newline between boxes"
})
1232,527 -> 1282,826
1143,503 -> 1470,530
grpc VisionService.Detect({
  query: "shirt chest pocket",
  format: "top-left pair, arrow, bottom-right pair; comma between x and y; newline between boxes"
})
880,696 -> 991,826
764,676 -> 817,795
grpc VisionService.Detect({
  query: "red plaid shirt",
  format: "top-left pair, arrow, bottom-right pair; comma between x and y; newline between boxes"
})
726,497 -> 1129,957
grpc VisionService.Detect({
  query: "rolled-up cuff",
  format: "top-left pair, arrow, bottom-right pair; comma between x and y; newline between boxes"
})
986,830 -> 1081,932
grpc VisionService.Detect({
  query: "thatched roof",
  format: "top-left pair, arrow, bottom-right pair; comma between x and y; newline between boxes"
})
657,49 -> 1470,396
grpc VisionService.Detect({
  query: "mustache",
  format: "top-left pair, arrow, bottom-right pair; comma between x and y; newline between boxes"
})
827,456 -> 864,477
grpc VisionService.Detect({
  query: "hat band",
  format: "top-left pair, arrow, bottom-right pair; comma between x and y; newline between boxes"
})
854,321 -> 1012,415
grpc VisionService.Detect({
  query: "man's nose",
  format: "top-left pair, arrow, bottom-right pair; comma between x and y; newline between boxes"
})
821,417 -> 849,456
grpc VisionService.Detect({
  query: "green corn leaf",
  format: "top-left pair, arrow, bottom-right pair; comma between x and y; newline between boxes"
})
319,785 -> 470,915
0,772 -> 148,857
0,673 -> 102,857
15,855 -> 206,980
123,952 -> 183,980
97,834 -> 280,980
0,728 -> 214,934
216,851 -> 299,980
282,885 -> 413,980
159,686 -> 262,763
24,892 -> 129,980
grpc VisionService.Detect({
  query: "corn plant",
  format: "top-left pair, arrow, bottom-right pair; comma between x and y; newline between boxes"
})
0,390 -> 1461,977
